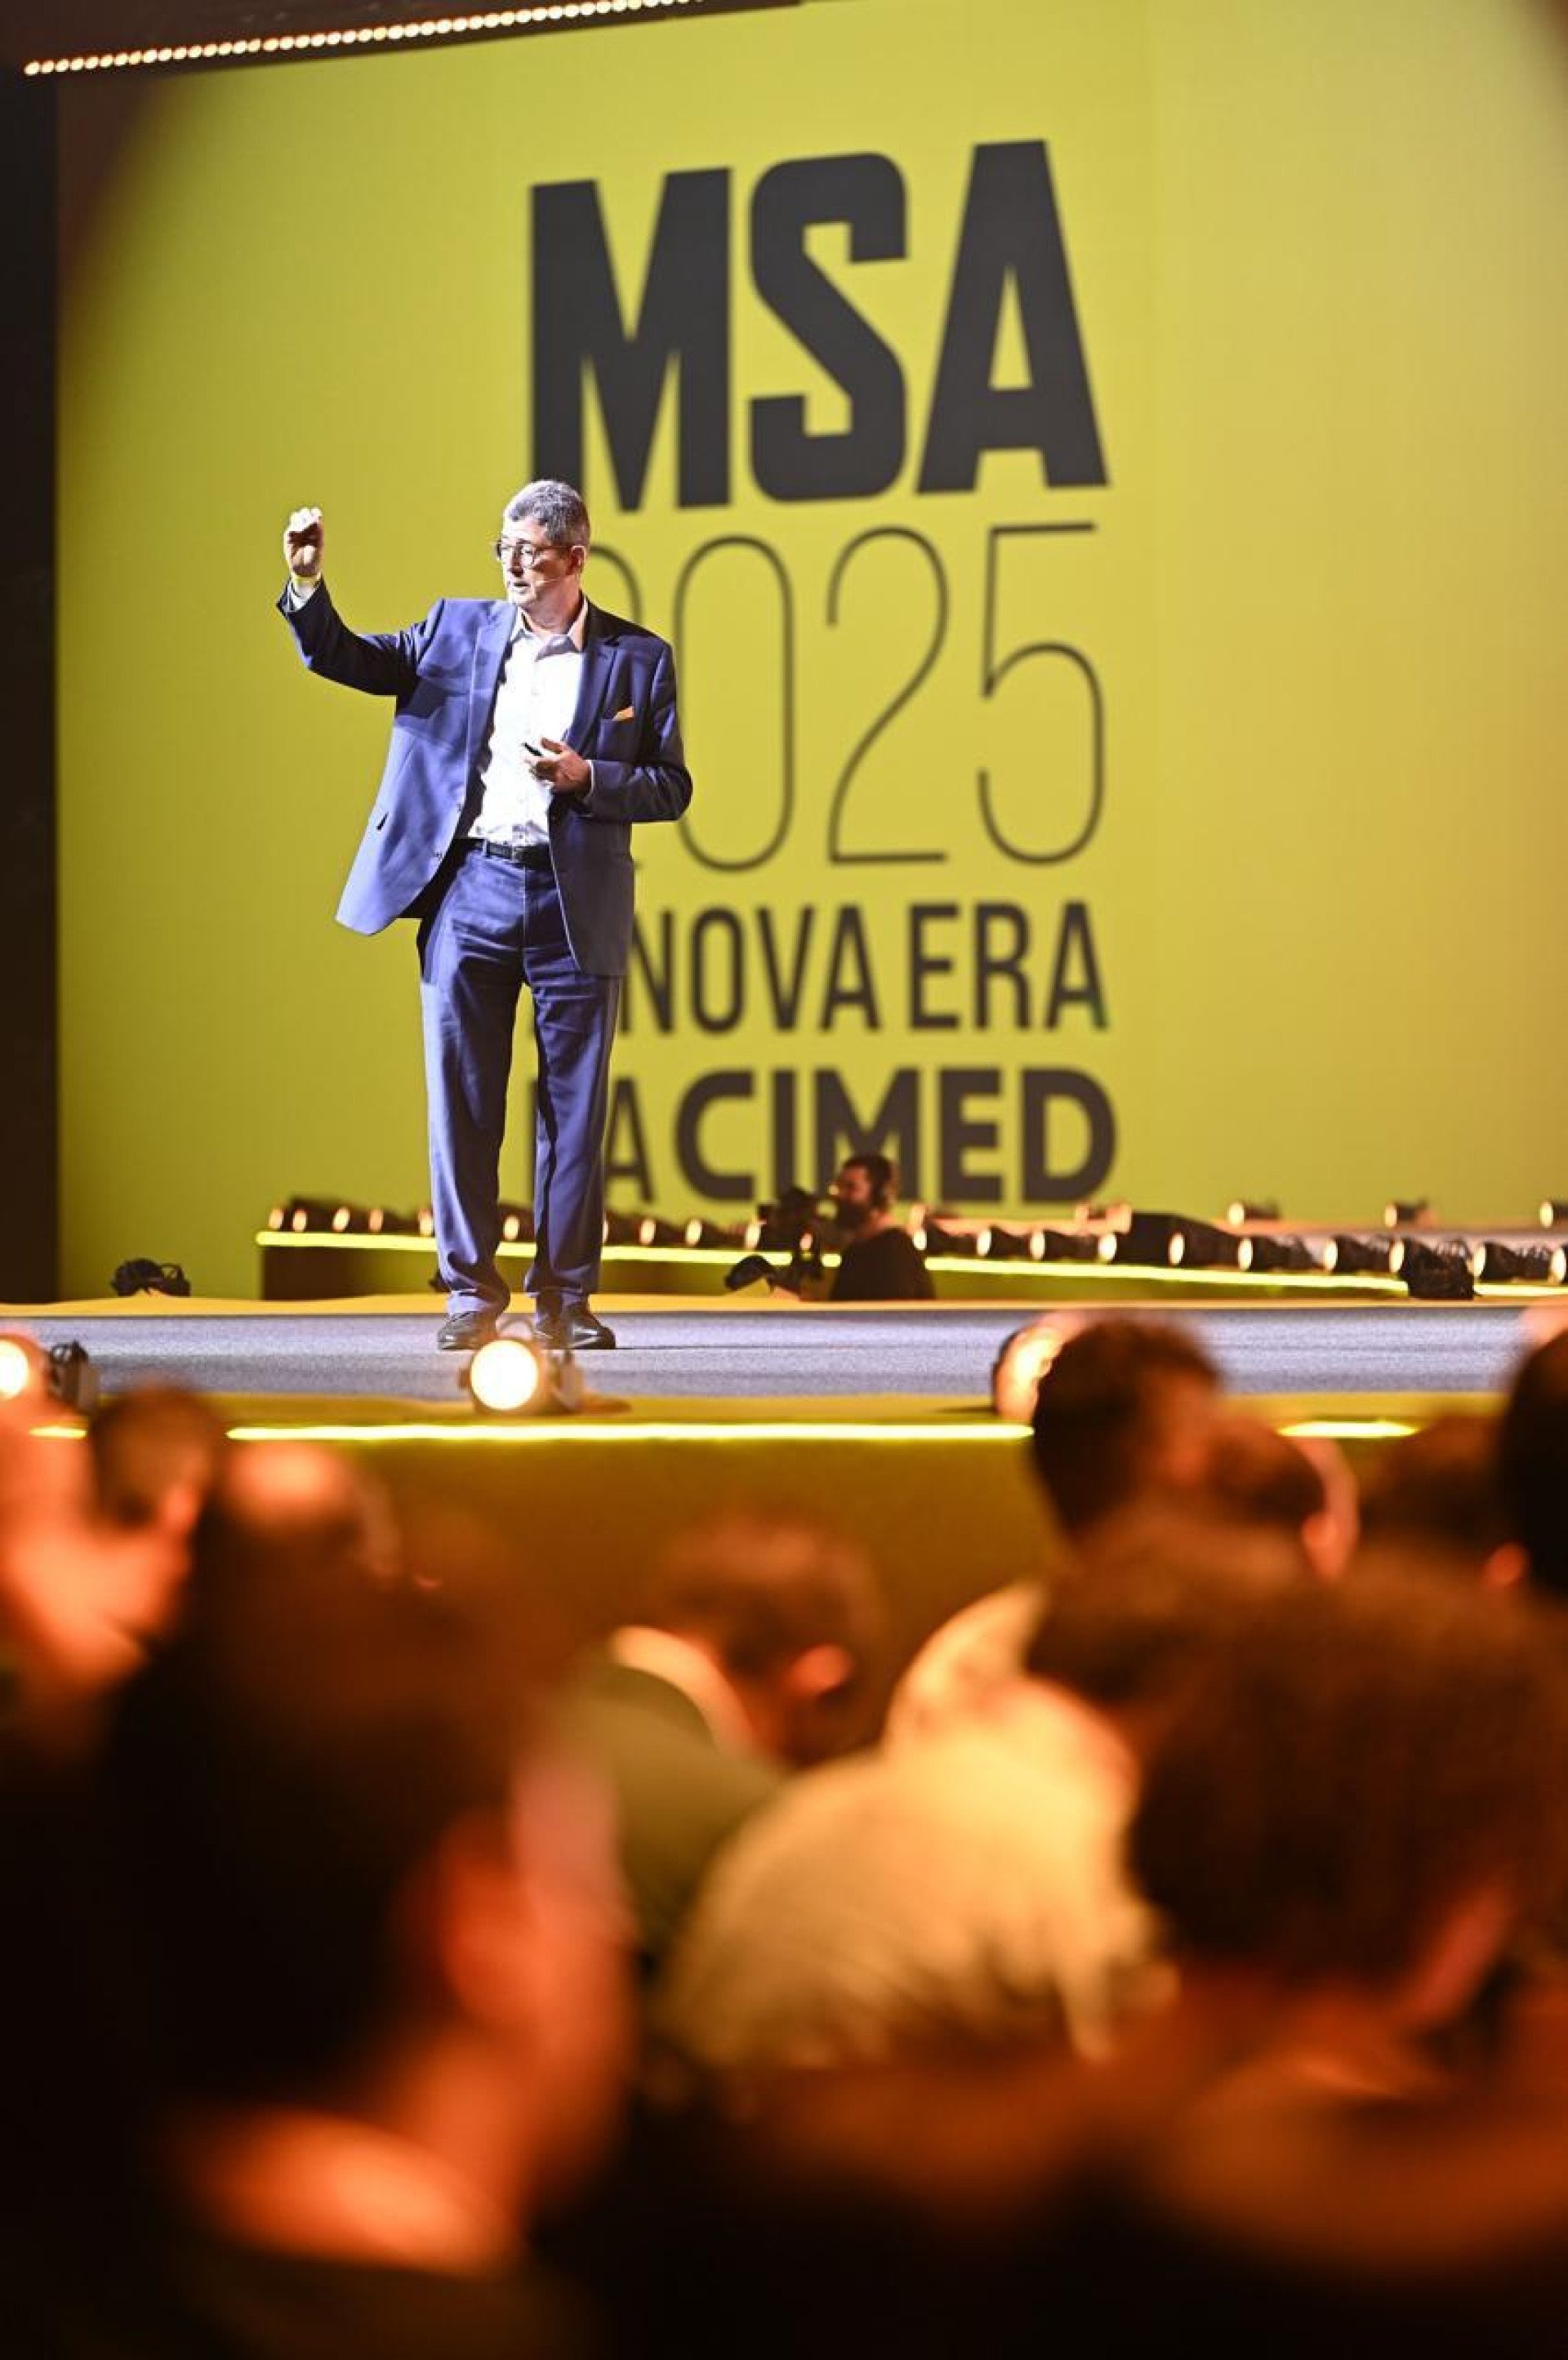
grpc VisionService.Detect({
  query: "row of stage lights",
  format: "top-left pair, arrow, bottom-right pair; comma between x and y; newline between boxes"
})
268,1198 -> 768,1251
1064,1212 -> 1568,1296
24,0 -> 701,77
270,1197 -> 869,1256
0,1311 -> 1053,1425
16,1194 -> 1568,1434
0,1315 -> 1064,1429
0,1318 -> 562,1422
1,1302 -> 571,1423
268,1193 -> 1568,1296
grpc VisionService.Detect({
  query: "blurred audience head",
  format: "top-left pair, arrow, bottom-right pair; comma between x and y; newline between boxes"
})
0,1391 -> 202,1744
641,1512 -> 884,1764
1499,1330 -> 1568,1600
1358,1415 -> 1523,1589
1029,1318 -> 1221,1540
1024,1509 -> 1307,1745
87,1385 -> 228,1541
1129,1570 -> 1568,2027
1195,1413 -> 1335,1578
94,1517 -> 630,2215
184,1439 -> 402,1610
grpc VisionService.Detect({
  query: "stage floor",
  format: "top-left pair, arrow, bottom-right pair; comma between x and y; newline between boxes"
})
8,1292 -> 1550,1661
4,1294 -> 1542,1427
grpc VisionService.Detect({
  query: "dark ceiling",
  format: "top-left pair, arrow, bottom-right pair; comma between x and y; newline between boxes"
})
3,0 -> 789,74
7,2 -> 400,70
12,0 -> 1568,78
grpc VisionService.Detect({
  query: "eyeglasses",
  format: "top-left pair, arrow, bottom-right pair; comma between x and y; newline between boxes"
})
493,538 -> 568,569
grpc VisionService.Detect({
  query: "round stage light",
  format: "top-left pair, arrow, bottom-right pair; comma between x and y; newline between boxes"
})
978,1225 -> 1035,1261
1237,1234 -> 1317,1275
467,1336 -> 546,1414
1168,1219 -> 1241,1271
684,1219 -> 733,1248
1097,1211 -> 1186,1268
1472,1240 -> 1562,1285
1320,1234 -> 1396,1277
636,1216 -> 684,1247
924,1224 -> 982,1259
0,1336 -> 44,1403
1028,1227 -> 1098,1265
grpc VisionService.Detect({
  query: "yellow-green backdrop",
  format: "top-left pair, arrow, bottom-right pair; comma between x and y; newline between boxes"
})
57,0 -> 1568,1298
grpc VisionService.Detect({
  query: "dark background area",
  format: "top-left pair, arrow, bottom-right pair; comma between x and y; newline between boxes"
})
1,0 -> 791,71
2,0 -> 1556,77
2,74 -> 56,1302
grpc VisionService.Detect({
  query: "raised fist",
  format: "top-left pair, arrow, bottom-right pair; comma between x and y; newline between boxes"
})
283,506 -> 324,582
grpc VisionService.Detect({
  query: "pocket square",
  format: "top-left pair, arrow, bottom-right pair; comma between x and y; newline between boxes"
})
612,705 -> 635,722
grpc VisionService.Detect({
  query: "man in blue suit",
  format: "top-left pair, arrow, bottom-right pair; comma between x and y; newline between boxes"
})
279,482 -> 693,1352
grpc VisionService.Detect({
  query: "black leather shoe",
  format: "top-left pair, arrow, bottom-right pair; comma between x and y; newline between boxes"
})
435,1308 -> 501,1353
536,1304 -> 617,1351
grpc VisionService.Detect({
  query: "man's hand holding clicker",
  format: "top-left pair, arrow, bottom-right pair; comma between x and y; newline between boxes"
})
534,736 -> 590,796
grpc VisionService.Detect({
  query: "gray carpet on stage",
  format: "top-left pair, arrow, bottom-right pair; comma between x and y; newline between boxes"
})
6,1305 -> 1535,1406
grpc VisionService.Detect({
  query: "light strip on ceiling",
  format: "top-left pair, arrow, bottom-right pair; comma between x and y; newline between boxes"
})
26,0 -> 698,75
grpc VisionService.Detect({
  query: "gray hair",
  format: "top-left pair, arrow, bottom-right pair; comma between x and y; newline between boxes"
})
502,479 -> 590,552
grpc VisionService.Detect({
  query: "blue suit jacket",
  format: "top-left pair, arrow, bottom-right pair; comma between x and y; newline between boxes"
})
279,582 -> 693,976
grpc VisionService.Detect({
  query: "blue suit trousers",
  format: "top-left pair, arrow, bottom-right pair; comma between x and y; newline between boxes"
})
418,846 -> 620,1316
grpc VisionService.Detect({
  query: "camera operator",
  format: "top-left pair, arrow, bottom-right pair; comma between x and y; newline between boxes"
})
826,1156 -> 935,1304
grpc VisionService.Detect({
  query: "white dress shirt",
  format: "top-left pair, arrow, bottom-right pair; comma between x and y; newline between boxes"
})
283,577 -> 595,847
470,598 -> 590,848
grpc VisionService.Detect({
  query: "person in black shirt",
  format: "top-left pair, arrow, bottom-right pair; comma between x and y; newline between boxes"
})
827,1157 -> 935,1304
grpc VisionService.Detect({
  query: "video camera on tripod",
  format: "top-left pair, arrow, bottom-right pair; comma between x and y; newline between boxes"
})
724,1184 -> 831,1295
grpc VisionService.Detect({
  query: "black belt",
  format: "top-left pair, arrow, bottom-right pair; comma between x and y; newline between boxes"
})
466,837 -> 554,872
